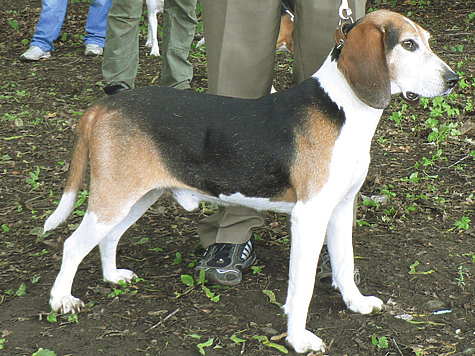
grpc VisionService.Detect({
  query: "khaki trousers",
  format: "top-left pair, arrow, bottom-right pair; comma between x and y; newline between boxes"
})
102,0 -> 197,89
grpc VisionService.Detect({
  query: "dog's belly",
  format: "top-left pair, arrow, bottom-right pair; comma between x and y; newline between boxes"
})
172,189 -> 295,214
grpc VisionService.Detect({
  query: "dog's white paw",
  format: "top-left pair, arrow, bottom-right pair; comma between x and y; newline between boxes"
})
50,295 -> 85,314
346,295 -> 384,314
104,269 -> 138,284
149,47 -> 160,56
287,329 -> 326,353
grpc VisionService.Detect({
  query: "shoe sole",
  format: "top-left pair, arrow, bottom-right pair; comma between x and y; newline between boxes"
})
20,56 -> 50,62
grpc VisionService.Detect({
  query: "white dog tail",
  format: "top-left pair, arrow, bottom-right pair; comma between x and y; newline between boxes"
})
44,110 -> 93,232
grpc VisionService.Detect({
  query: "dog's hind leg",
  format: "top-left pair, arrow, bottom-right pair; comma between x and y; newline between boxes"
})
50,189 -> 162,314
99,188 -> 163,283
326,196 -> 384,314
50,211 -> 118,314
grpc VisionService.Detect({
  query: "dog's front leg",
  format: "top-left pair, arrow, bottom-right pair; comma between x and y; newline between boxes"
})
284,199 -> 331,353
327,196 -> 383,314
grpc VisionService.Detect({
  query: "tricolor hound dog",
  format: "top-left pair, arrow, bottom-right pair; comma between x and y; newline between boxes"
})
44,10 -> 458,353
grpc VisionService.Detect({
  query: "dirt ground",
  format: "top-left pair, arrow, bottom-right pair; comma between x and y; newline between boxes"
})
1,1 -> 474,355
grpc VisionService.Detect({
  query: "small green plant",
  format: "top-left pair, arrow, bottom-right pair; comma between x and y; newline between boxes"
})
263,289 -> 282,307
453,216 -> 471,231
253,335 -> 288,353
47,311 -> 57,323
408,261 -> 435,275
381,185 -> 396,200
34,249 -> 48,257
455,265 -> 469,289
372,334 -> 389,348
0,338 -> 5,350
26,166 -> 40,190
15,283 -> 26,296
230,330 -> 247,344
197,338 -> 214,355
73,190 -> 89,216
8,20 -> 19,30
68,314 -> 79,323
107,279 -> 139,298
179,270 -> 220,302
32,348 -> 57,356
173,252 -> 183,264
251,266 -> 262,274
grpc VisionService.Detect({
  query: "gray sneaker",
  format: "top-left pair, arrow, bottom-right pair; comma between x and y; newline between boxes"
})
84,43 -> 103,56
316,245 -> 361,288
20,46 -> 51,61
195,238 -> 256,287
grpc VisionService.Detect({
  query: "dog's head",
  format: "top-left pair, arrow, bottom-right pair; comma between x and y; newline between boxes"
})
336,10 -> 458,109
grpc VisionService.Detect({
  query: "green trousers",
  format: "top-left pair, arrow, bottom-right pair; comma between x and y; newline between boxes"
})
102,0 -> 197,89
197,0 -> 366,247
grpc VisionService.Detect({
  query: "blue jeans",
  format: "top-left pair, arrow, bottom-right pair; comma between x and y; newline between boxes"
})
31,0 -> 112,52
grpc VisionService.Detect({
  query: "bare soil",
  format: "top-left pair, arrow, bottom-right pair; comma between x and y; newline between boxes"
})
1,1 -> 474,355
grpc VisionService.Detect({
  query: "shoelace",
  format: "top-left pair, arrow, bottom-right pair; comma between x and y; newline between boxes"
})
213,243 -> 234,263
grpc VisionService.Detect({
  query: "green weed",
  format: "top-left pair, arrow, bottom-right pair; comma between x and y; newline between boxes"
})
408,261 -> 435,275
453,216 -> 471,231
253,335 -> 288,353
26,166 -> 40,190
197,338 -> 214,355
178,270 -> 220,302
263,289 -> 282,307
372,334 -> 389,348
32,348 -> 57,356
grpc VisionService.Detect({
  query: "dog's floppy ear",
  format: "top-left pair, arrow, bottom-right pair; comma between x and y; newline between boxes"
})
337,23 -> 391,109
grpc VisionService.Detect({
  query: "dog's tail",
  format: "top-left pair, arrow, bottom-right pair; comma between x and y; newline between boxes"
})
44,110 -> 94,232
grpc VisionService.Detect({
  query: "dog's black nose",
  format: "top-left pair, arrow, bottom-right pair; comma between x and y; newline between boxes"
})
445,71 -> 459,89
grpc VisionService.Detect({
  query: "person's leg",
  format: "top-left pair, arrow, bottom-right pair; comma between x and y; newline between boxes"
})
196,0 -> 280,286
202,0 -> 281,97
197,206 -> 266,248
102,0 -> 143,90
293,0 -> 366,84
84,0 -> 113,48
161,0 -> 198,89
30,0 -> 69,52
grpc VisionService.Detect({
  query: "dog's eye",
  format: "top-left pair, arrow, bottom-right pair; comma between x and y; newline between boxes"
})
402,39 -> 417,51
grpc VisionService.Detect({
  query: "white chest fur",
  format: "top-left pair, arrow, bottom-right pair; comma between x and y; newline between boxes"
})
314,57 -> 383,200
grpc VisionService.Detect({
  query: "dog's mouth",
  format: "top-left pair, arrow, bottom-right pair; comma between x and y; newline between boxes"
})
401,91 -> 420,106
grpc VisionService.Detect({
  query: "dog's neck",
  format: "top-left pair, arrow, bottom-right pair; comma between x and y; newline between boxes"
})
312,55 -> 375,113
313,54 -> 384,151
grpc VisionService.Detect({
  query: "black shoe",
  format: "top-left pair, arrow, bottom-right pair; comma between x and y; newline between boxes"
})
316,245 -> 361,288
195,238 -> 256,286
104,84 -> 128,95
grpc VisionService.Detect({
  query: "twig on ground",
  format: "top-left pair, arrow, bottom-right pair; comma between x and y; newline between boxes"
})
145,308 -> 180,333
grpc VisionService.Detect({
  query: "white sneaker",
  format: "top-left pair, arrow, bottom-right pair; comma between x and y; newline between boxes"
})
84,44 -> 103,56
20,46 -> 51,61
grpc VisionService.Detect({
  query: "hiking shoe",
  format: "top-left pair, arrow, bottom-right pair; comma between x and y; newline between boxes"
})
20,46 -> 51,61
316,245 -> 361,288
103,84 -> 129,95
195,238 -> 256,286
85,43 -> 103,56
